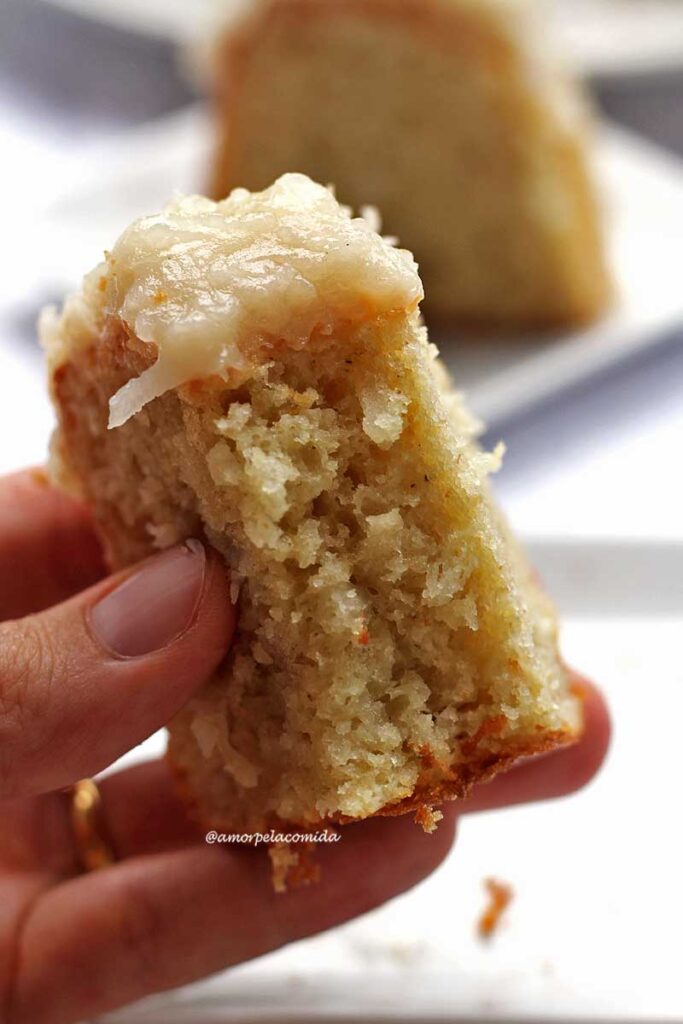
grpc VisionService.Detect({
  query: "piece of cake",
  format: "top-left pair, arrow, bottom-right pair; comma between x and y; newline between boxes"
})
43,173 -> 580,835
207,0 -> 611,329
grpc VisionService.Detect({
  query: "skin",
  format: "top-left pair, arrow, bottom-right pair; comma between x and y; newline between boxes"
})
0,470 -> 611,1024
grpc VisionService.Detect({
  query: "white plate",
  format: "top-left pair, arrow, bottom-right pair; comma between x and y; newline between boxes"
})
38,0 -> 683,77
31,108 -> 683,430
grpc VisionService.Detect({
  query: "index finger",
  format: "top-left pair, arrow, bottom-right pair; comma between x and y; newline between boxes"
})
0,468 -> 106,620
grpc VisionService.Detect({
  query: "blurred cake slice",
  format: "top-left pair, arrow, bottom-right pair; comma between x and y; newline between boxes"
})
208,0 -> 611,329
44,173 -> 580,834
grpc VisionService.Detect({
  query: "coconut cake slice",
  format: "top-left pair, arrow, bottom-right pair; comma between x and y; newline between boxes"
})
43,173 -> 580,834
207,0 -> 611,329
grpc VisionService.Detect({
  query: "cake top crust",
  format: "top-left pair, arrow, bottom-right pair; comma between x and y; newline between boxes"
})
43,173 -> 423,428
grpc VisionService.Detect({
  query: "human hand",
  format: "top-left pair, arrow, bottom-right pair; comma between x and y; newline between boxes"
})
0,469 -> 610,1024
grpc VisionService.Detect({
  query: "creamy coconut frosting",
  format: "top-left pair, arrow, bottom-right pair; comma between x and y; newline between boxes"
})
41,173 -> 423,428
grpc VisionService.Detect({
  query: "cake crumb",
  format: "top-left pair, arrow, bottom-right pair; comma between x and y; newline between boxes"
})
414,804 -> 443,833
569,677 -> 589,701
269,842 -> 321,893
478,877 -> 513,940
229,575 -> 243,606
29,466 -> 49,488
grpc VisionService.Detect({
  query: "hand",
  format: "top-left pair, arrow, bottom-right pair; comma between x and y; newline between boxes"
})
0,469 -> 610,1024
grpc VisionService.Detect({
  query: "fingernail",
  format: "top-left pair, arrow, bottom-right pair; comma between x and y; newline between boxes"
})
89,540 -> 207,658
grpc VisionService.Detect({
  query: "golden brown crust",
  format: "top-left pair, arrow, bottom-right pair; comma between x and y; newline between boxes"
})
166,726 -> 576,892
166,724 -> 578,836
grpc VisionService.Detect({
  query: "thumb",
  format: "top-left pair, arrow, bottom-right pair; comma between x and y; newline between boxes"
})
0,540 -> 234,799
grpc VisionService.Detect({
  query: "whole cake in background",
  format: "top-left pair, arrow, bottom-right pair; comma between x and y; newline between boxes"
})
43,173 -> 580,847
208,0 -> 611,329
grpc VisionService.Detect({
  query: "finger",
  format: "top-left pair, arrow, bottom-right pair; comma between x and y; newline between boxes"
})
0,541 -> 235,799
460,679 -> 610,814
0,791 -> 82,875
10,810 -> 457,1024
0,761 -> 202,876
0,874 -> 52,1015
99,759 -> 204,857
0,469 -> 106,620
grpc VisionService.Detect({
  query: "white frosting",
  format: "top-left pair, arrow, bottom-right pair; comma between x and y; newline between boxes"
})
90,173 -> 422,428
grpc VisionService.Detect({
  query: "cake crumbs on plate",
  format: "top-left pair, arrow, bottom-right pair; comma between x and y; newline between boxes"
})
478,877 -> 514,940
